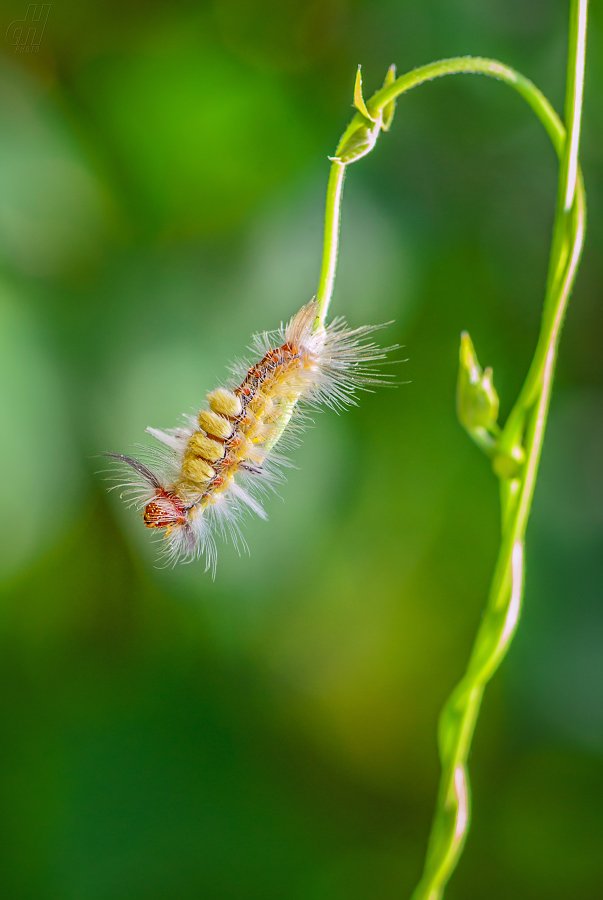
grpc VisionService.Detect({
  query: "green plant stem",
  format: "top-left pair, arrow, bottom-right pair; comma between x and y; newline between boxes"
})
310,5 -> 587,897
315,160 -> 346,328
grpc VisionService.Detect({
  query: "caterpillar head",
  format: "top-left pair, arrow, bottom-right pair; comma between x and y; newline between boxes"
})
143,491 -> 187,529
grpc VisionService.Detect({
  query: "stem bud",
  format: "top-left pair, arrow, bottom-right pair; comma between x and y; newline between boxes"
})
457,332 -> 500,437
492,445 -> 525,479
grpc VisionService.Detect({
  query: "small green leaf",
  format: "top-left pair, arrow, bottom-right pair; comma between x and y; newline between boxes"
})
381,64 -> 397,131
335,118 -> 382,164
353,66 -> 376,121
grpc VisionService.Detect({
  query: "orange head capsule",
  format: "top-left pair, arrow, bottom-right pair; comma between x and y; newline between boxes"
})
143,492 -> 187,528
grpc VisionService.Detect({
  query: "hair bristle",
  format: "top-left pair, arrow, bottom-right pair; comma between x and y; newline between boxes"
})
107,300 -> 397,573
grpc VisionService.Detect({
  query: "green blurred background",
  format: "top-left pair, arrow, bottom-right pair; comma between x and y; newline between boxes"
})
0,1 -> 602,897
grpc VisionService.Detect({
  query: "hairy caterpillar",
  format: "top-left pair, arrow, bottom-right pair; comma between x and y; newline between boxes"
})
109,301 -> 394,573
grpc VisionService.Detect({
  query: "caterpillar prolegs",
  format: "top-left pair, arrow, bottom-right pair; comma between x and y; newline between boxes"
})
109,301 -> 395,573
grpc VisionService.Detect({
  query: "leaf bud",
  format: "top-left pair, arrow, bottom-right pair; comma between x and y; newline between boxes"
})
457,331 -> 499,432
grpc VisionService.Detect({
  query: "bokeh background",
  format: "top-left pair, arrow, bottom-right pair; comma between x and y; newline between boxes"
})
0,1 -> 602,897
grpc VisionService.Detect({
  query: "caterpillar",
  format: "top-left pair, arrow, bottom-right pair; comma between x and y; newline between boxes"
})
108,300 -> 394,573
